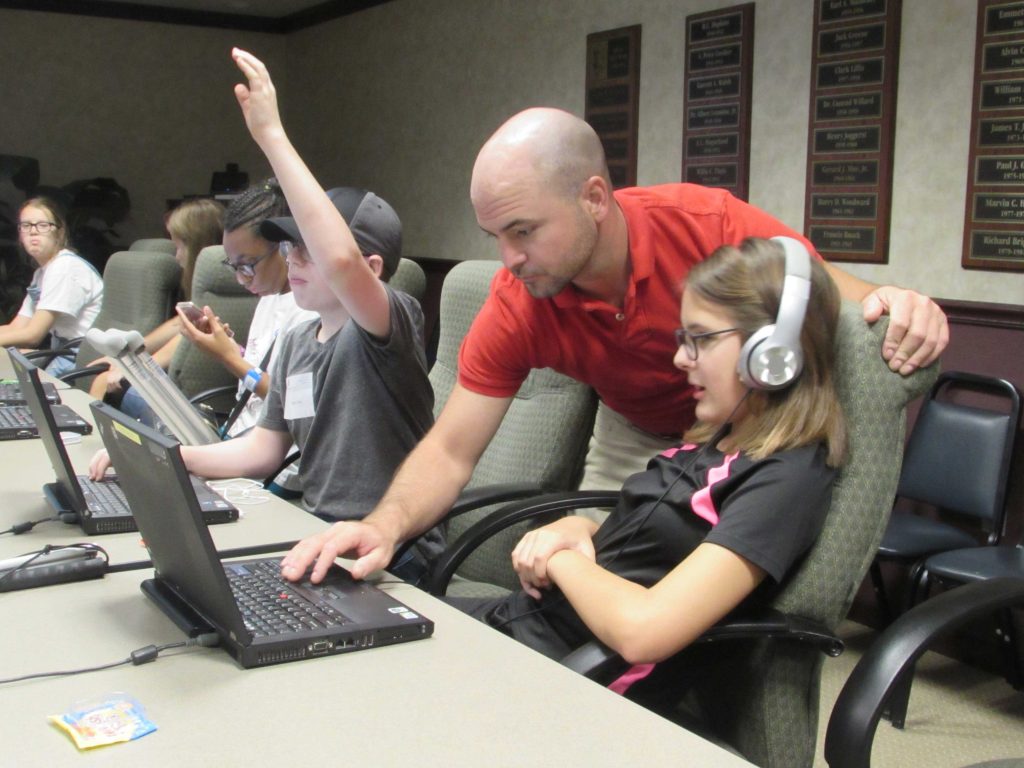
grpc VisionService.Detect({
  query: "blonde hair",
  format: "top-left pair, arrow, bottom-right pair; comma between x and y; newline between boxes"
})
683,237 -> 847,467
166,198 -> 225,300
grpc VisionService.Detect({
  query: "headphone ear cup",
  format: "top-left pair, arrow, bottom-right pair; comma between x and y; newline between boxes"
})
738,324 -> 804,390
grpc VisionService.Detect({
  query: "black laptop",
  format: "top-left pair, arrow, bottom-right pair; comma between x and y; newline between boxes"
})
8,350 -> 237,535
0,397 -> 90,440
0,377 -> 60,405
91,401 -> 433,669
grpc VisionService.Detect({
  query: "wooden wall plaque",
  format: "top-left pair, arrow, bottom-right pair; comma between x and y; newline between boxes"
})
804,0 -> 902,263
682,3 -> 754,200
963,0 -> 1024,271
586,25 -> 641,189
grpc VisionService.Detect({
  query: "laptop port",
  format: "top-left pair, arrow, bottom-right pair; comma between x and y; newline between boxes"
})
308,640 -> 332,654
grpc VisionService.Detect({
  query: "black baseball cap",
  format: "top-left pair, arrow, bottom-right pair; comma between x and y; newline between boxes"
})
260,187 -> 402,278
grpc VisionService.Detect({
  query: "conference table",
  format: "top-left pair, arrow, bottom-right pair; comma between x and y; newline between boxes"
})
0,354 -> 754,767
0,359 -> 326,566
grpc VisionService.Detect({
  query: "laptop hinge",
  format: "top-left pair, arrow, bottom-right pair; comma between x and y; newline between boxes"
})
141,577 -> 218,639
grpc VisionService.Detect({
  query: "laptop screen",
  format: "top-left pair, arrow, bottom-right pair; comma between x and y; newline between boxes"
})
8,349 -> 89,514
90,401 -> 250,642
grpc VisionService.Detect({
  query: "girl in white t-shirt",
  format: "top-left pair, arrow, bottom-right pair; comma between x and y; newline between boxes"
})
0,197 -> 103,375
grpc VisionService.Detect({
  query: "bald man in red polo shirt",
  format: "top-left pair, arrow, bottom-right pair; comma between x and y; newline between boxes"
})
282,107 -> 948,584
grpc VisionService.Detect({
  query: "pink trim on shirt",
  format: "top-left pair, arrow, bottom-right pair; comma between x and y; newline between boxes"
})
608,663 -> 656,695
660,442 -> 699,459
690,451 -> 740,526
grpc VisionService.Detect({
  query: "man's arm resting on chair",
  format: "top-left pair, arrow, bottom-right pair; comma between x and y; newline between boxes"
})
280,384 -> 513,583
823,262 -> 948,375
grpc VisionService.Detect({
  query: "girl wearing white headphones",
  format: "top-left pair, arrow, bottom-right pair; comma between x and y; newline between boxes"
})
453,237 -> 847,694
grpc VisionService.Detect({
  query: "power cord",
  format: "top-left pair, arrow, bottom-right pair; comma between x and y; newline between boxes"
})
0,516 -> 59,536
0,543 -> 110,592
0,633 -> 221,685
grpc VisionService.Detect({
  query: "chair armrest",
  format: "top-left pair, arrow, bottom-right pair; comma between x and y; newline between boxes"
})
696,608 -> 845,657
427,490 -> 621,596
189,384 -> 238,408
561,639 -> 630,682
824,577 -> 1024,768
24,337 -> 83,364
262,449 -> 301,489
559,609 -> 844,685
58,362 -> 110,384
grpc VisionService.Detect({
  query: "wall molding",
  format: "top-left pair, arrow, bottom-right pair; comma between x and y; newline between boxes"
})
0,0 -> 391,32
938,297 -> 1024,330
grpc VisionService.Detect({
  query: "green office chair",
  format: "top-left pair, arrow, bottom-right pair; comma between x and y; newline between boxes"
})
389,257 -> 427,304
429,303 -> 939,768
166,245 -> 258,413
424,260 -> 598,597
128,237 -> 177,256
48,249 -> 182,391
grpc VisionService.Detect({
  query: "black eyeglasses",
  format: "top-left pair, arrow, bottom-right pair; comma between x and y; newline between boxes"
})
674,327 -> 742,361
18,221 -> 59,234
222,246 -> 275,278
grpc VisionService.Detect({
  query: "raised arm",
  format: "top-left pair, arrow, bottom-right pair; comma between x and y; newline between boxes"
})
231,48 -> 391,338
280,384 -> 513,582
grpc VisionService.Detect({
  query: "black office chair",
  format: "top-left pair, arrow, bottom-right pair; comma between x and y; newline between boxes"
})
870,372 -> 1021,623
824,577 -> 1024,768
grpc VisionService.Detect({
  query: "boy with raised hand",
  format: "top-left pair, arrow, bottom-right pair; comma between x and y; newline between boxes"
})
92,48 -> 440,580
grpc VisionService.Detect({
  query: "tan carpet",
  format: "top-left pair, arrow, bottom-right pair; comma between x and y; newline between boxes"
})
815,622 -> 1024,767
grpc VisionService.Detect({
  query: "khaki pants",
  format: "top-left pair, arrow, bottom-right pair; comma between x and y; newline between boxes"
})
576,402 -> 680,524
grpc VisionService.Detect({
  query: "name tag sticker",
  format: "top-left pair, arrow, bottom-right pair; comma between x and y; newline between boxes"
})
284,372 -> 315,420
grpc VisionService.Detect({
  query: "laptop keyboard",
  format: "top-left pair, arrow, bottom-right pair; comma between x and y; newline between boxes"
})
80,476 -> 132,516
226,560 -> 349,638
0,406 -> 34,428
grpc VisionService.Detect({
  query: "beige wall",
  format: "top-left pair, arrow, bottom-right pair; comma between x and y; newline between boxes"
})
2,1 -> 1021,304
0,9 -> 283,243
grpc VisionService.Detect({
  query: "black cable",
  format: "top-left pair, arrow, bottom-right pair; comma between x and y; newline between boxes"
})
0,516 -> 58,536
0,633 -> 220,685
0,543 -> 109,587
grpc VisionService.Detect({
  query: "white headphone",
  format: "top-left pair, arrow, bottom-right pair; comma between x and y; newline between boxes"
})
736,236 -> 812,390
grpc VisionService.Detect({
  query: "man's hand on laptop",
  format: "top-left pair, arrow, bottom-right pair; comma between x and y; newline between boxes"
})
280,521 -> 395,584
88,448 -> 113,480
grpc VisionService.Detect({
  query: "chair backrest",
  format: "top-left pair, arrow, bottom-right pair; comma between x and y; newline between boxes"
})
71,249 -> 182,389
389,257 -> 427,304
430,260 -> 598,590
128,238 -> 177,256
896,371 -> 1021,541
685,303 -> 939,768
167,245 -> 259,401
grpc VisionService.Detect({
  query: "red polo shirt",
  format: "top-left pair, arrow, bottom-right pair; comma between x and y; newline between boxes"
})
458,184 -> 815,436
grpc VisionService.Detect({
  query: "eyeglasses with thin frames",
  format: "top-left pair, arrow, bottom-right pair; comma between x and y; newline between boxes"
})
278,241 -> 308,264
18,221 -> 59,234
674,327 -> 742,361
221,246 -> 276,278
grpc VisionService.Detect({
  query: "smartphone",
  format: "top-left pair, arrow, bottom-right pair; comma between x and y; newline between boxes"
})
176,301 -> 204,325
176,301 -> 234,337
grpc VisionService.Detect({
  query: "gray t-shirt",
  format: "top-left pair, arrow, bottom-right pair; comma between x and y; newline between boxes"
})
259,286 -> 438,558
